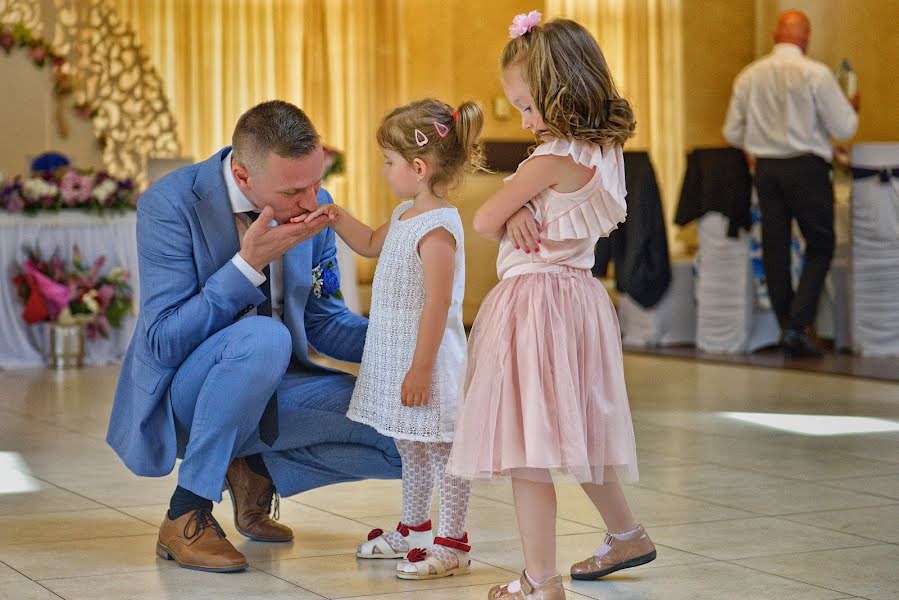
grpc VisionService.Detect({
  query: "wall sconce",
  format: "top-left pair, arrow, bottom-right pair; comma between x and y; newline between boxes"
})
493,96 -> 511,120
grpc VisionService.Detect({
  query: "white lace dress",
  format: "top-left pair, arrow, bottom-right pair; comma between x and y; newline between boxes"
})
347,201 -> 466,442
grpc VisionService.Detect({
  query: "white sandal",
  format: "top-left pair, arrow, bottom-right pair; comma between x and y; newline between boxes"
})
395,533 -> 472,580
356,520 -> 433,559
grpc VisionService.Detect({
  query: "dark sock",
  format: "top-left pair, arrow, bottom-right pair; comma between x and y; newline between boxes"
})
168,485 -> 213,520
245,453 -> 272,481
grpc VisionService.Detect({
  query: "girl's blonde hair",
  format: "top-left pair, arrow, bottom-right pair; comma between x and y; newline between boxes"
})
501,18 -> 636,147
377,99 -> 487,195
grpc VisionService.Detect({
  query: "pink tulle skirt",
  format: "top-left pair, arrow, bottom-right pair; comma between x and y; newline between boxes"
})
447,267 -> 639,484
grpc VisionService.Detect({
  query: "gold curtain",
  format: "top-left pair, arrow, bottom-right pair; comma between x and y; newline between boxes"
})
545,0 -> 685,244
106,0 -> 408,279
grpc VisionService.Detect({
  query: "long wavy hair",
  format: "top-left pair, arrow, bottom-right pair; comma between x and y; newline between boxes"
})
501,18 -> 636,147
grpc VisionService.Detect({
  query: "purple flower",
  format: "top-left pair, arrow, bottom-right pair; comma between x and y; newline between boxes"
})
59,170 -> 93,205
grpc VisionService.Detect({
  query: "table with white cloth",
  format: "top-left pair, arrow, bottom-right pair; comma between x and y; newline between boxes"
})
1,212 -> 361,369
0,212 -> 139,368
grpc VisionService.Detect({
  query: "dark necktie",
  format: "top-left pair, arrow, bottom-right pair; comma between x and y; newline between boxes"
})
244,210 -> 279,447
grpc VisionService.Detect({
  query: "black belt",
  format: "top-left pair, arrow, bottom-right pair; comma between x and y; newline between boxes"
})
851,166 -> 899,184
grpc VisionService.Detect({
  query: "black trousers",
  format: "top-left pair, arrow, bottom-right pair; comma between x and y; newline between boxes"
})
755,155 -> 834,331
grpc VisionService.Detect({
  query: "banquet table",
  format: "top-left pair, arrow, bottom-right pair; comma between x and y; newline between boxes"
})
1,211 -> 361,368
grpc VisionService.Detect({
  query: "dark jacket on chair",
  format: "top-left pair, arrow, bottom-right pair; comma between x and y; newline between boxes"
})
674,146 -> 752,238
593,151 -> 671,308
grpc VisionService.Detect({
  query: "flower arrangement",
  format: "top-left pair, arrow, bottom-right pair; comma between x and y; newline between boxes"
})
311,261 -> 342,300
12,246 -> 134,340
1,167 -> 136,214
322,145 -> 345,182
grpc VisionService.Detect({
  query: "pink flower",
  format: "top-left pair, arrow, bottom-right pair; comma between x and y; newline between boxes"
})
28,44 -> 47,63
24,260 -> 71,320
0,31 -> 14,52
96,284 -> 115,309
509,10 -> 542,39
59,170 -> 94,205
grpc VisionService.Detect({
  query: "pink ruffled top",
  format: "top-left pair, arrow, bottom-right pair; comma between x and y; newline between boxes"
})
496,138 -> 627,280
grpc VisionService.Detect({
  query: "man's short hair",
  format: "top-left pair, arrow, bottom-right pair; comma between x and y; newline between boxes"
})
232,100 -> 320,172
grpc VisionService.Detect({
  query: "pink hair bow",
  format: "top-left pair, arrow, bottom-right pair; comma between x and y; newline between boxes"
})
509,10 -> 542,39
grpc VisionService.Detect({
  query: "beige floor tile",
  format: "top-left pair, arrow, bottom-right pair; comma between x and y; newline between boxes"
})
341,584 -> 598,600
0,477 -> 102,517
473,532 -> 711,575
567,561 -> 850,600
41,567 -> 325,600
0,581 -> 60,600
0,534 -> 162,580
0,508 -> 156,545
783,503 -> 899,543
358,503 -> 600,545
735,543 -> 899,600
0,562 -> 26,584
635,463 -> 791,497
823,474 -> 899,500
680,479 -> 891,516
33,463 -> 180,508
255,553 -> 514,598
550,485 -> 755,527
648,516 -> 875,560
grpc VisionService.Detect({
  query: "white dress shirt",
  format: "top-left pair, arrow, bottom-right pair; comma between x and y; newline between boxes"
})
223,151 -> 284,320
723,43 -> 858,161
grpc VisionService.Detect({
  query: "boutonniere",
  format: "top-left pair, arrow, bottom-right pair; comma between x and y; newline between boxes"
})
311,261 -> 342,299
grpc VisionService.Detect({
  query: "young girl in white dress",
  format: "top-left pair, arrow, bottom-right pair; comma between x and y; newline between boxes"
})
300,98 -> 485,581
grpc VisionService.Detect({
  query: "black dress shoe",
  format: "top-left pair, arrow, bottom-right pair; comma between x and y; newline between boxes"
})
783,329 -> 823,358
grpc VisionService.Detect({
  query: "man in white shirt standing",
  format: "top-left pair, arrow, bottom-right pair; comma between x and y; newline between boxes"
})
723,10 -> 859,357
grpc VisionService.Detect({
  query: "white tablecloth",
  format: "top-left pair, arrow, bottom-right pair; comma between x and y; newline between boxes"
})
1,212 -> 362,369
618,259 -> 697,348
1,212 -> 139,368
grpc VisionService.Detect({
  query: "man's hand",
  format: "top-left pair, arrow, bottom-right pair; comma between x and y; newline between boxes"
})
505,206 -> 542,254
401,364 -> 431,407
239,206 -> 329,272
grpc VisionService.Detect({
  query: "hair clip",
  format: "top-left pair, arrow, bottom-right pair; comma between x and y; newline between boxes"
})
452,110 -> 459,121
509,10 -> 542,39
434,121 -> 450,138
414,129 -> 429,146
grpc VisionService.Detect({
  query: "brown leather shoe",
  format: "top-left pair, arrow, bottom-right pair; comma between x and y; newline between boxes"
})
156,508 -> 248,573
570,524 -> 656,580
225,457 -> 293,542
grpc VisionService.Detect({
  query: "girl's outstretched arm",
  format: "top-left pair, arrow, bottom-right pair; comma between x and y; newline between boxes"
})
299,204 -> 389,258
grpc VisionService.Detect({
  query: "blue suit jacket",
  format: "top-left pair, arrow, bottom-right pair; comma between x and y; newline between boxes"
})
107,147 -> 367,477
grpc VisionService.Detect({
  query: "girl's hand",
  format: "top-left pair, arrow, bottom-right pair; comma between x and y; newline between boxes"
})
291,203 -> 341,224
401,365 -> 431,407
505,206 -> 542,253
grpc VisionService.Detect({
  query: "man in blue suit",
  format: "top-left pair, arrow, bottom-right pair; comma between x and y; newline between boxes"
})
107,100 -> 401,572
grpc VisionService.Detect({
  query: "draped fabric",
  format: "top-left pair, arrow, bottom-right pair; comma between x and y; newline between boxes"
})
544,0 -> 686,237
107,0 -> 409,279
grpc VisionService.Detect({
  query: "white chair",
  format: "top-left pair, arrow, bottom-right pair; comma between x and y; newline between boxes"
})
617,259 -> 696,348
850,142 -> 899,357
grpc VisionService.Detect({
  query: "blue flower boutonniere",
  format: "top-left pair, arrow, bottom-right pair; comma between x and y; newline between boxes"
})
312,261 -> 342,299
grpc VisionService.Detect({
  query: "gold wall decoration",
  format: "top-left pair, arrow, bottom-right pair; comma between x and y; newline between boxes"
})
0,0 -> 41,34
51,0 -> 180,188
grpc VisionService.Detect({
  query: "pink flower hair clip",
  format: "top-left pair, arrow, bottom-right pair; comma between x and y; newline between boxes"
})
509,10 -> 542,39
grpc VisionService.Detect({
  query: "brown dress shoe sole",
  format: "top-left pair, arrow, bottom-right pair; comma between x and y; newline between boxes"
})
225,484 -> 293,543
156,543 -> 248,573
570,550 -> 657,581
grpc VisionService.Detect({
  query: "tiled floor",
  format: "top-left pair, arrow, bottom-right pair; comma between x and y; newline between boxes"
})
1,354 -> 897,599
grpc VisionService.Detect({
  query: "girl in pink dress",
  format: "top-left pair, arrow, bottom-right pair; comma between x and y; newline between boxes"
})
447,12 -> 656,600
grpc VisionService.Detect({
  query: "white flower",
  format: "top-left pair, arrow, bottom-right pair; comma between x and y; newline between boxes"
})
22,178 -> 59,200
92,179 -> 118,203
311,265 -> 324,298
82,289 -> 100,314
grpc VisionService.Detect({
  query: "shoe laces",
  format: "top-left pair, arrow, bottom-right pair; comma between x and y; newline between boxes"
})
184,508 -> 226,540
257,485 -> 280,521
